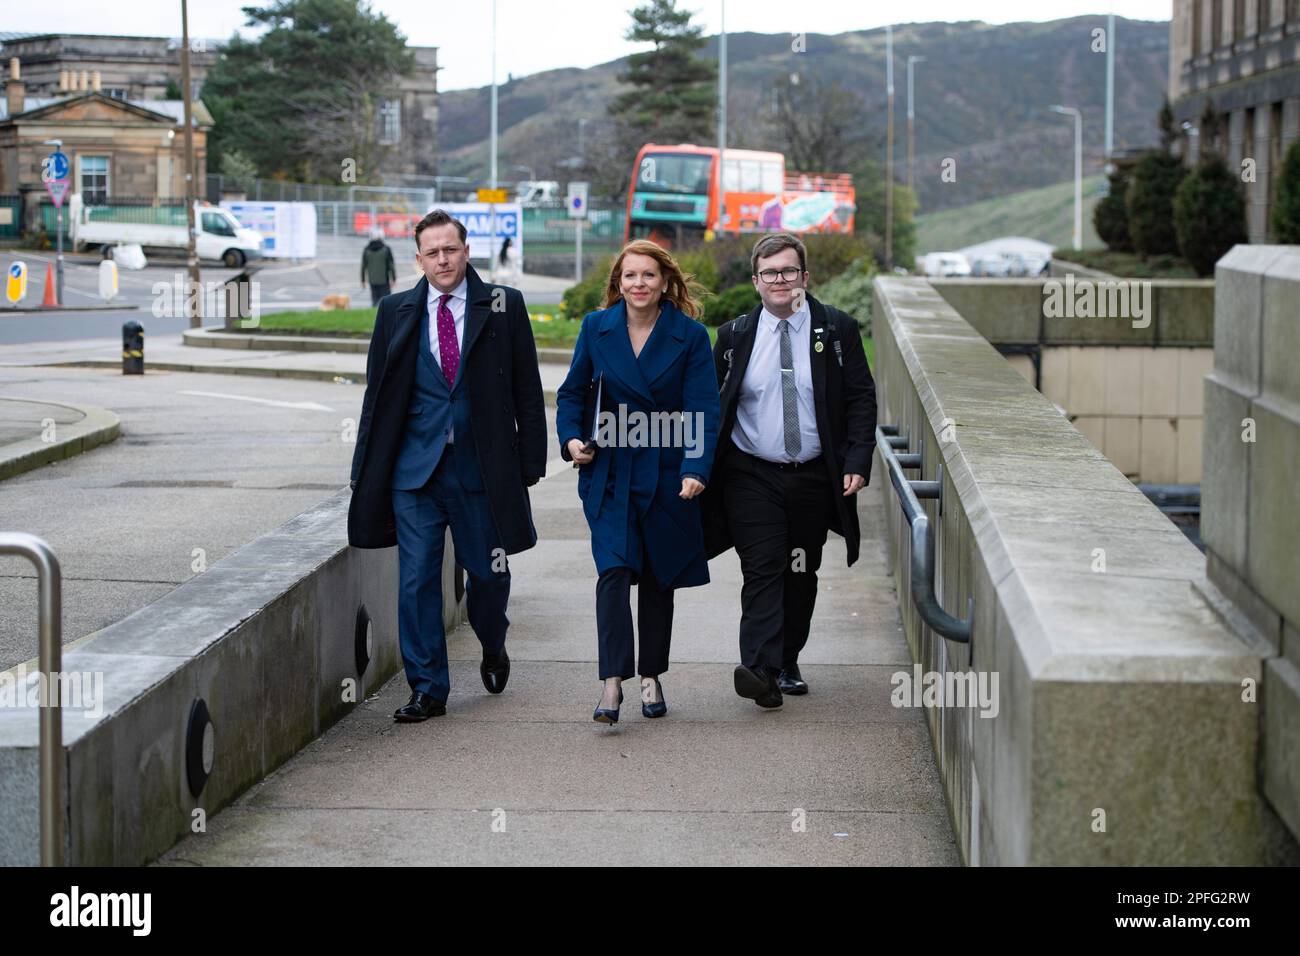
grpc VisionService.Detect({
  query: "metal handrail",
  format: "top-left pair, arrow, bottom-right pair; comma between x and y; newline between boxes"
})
0,532 -> 64,866
876,425 -> 973,645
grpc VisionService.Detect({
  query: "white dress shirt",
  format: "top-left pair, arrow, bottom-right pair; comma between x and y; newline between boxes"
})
731,303 -> 822,463
426,276 -> 468,441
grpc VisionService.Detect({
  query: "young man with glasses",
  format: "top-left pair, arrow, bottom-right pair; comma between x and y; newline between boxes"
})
703,233 -> 877,708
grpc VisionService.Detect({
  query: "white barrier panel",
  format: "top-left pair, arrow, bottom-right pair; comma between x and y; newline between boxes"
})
221,201 -> 317,259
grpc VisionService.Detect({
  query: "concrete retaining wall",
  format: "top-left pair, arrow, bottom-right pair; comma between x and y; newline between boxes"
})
928,278 -> 1215,483
871,275 -> 1296,865
0,490 -> 463,865
1202,245 -> 1300,843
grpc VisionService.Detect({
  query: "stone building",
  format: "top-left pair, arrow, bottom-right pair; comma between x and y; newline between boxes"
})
1169,0 -> 1300,240
0,32 -> 440,185
0,57 -> 211,233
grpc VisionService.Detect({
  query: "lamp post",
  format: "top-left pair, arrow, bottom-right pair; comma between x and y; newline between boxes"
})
1051,105 -> 1083,250
717,0 -> 727,234
885,24 -> 894,270
181,0 -> 200,325
907,55 -> 925,193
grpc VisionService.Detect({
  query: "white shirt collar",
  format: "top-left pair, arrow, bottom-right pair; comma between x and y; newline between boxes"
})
427,276 -> 468,307
760,301 -> 808,333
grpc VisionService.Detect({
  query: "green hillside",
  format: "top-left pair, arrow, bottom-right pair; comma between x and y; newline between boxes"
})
439,17 -> 1168,216
914,174 -> 1105,254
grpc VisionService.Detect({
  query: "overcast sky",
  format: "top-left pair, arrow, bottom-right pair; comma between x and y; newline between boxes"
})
9,1 -> 1172,92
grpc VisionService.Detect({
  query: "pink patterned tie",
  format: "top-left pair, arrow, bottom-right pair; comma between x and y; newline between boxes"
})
436,293 -> 460,386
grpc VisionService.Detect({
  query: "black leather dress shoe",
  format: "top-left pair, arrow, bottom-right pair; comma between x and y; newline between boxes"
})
778,664 -> 808,695
734,664 -> 783,709
481,649 -> 510,694
393,692 -> 446,722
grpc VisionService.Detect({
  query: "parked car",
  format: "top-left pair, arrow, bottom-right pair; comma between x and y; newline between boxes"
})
923,252 -> 972,277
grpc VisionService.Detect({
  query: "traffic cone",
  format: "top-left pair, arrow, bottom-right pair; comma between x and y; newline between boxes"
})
41,263 -> 58,307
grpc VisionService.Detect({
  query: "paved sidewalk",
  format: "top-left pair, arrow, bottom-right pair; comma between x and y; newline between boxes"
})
0,397 -> 84,448
156,467 -> 959,866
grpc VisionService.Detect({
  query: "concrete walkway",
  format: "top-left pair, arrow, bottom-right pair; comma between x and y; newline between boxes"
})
157,464 -> 958,866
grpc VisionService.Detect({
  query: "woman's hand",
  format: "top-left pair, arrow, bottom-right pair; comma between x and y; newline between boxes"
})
568,438 -> 595,465
679,477 -> 705,499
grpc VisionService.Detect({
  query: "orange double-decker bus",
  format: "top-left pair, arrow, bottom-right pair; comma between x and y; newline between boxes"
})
624,143 -> 855,248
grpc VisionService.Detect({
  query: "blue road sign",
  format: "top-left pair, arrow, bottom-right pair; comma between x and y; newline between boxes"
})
44,151 -> 70,182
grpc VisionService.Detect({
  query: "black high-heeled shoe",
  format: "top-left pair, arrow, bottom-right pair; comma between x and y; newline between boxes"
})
641,676 -> 666,718
593,684 -> 624,724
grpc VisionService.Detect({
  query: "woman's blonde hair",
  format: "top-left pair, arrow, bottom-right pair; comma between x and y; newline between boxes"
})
602,240 -> 706,318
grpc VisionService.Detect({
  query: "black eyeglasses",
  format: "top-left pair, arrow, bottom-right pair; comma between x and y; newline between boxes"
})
755,267 -> 803,283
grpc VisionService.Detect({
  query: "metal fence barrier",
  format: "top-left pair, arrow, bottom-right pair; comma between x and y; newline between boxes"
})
0,532 -> 65,866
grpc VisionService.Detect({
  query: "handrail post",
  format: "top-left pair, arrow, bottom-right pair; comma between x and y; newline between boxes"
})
0,532 -> 64,866
875,425 -> 973,645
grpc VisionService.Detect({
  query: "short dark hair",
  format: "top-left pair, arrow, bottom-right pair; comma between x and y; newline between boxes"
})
750,232 -> 807,275
415,209 -> 467,249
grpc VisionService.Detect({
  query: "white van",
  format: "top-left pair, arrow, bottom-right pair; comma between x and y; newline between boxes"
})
68,195 -> 264,268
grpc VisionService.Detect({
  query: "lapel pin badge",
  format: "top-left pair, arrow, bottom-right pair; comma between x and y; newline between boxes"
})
815,341 -> 824,352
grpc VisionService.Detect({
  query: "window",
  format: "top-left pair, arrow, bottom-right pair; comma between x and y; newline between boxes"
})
1234,0 -> 1245,40
106,88 -> 128,100
201,212 -> 235,236
762,161 -> 782,193
378,98 -> 401,145
81,156 -> 109,204
1193,0 -> 1203,52
1212,0 -> 1223,47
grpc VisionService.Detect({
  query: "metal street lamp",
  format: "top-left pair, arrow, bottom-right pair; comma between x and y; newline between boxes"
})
1051,105 -> 1083,251
907,55 -> 925,193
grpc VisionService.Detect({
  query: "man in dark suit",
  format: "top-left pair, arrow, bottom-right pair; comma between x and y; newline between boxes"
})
703,233 -> 877,708
348,209 -> 547,721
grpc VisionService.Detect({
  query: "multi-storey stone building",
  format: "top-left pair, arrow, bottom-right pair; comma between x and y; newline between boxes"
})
0,32 -> 439,196
1169,1 -> 1300,240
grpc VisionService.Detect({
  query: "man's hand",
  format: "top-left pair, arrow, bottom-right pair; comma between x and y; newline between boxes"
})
680,477 -> 705,499
843,473 -> 865,495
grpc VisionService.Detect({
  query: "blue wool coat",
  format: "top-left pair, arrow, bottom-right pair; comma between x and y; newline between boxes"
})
555,299 -> 719,588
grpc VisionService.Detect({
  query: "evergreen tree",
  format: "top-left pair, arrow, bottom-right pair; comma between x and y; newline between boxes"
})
204,0 -> 413,182
608,0 -> 717,149
1126,150 -> 1187,258
1173,156 -> 1247,276
1094,166 -> 1132,252
1273,138 -> 1300,243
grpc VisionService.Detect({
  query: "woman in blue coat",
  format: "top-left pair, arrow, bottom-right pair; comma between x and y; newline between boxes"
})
556,240 -> 719,725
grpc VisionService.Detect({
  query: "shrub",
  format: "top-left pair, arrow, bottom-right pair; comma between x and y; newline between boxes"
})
1094,167 -> 1132,252
1125,151 -> 1187,258
1173,157 -> 1247,276
701,282 -> 761,327
559,256 -> 613,320
674,249 -> 720,296
1273,138 -> 1300,243
812,258 -> 876,335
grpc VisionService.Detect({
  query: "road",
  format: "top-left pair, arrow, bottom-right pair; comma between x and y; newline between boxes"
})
0,246 -> 570,344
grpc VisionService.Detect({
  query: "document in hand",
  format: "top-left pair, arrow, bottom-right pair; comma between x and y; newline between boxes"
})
583,373 -> 604,448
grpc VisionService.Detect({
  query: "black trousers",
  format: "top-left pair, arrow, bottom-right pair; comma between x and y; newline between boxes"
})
595,540 -> 674,680
369,282 -> 392,305
723,450 -> 833,671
